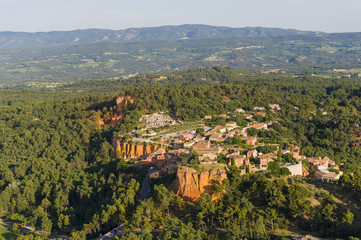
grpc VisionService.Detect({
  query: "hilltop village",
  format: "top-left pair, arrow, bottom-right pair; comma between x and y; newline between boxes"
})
3,74 -> 361,239
111,103 -> 343,201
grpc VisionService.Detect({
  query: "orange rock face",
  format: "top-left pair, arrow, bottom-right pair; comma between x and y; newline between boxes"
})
176,166 -> 228,202
105,115 -> 123,127
112,139 -> 164,159
116,96 -> 134,115
96,96 -> 133,128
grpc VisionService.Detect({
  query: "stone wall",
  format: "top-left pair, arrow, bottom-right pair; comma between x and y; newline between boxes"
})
284,163 -> 303,176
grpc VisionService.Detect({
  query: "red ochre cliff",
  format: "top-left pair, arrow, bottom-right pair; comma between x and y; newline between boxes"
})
175,165 -> 228,202
116,96 -> 134,115
112,138 -> 165,159
96,96 -> 134,128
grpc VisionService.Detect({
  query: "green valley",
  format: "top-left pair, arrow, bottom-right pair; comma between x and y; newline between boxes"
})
1,32 -> 361,87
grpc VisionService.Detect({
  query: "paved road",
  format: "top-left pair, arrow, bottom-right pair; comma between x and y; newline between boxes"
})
140,168 -> 154,201
93,224 -> 125,240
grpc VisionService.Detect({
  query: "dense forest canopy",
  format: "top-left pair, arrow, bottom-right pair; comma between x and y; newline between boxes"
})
1,67 -> 361,239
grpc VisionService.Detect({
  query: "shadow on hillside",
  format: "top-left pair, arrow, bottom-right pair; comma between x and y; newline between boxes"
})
1,232 -> 19,240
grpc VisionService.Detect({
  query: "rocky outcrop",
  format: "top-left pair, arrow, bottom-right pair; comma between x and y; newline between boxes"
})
116,96 -> 134,115
95,96 -> 133,128
175,165 -> 228,202
97,113 -> 123,128
112,139 -> 164,159
104,115 -> 123,127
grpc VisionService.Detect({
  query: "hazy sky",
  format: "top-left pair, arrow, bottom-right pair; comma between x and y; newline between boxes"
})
1,0 -> 360,33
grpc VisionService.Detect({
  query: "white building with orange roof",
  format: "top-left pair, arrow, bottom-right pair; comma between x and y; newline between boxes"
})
226,121 -> 238,130
234,108 -> 245,114
214,125 -> 227,133
269,104 -> 281,111
245,123 -> 268,131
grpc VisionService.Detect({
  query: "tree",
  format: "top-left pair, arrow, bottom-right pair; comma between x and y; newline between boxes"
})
267,161 -> 280,175
232,136 -> 243,145
231,157 -> 235,166
267,183 -> 286,211
177,222 -> 203,240
41,216 -> 52,235
257,145 -> 277,154
40,198 -> 51,213
287,185 -> 310,218
159,230 -> 173,240
121,232 -> 143,240
264,208 -> 278,231
216,153 -> 227,164
58,214 -> 70,233
189,151 -> 199,165
196,128 -> 205,136
277,148 -> 283,160
12,223 -> 19,233
284,153 -> 295,163
196,193 -> 216,229
153,184 -> 175,215
341,210 -> 354,225
213,183 -> 224,200
247,128 -> 258,136
69,231 -> 86,240
0,122 -> 5,134
279,167 -> 291,176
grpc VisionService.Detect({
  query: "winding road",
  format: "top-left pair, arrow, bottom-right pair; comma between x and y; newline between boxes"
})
140,168 -> 155,201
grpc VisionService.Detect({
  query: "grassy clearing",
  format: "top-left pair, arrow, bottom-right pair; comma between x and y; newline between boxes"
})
104,60 -> 119,68
316,46 -> 338,53
51,65 -> 65,70
78,63 -> 100,68
7,67 -> 43,73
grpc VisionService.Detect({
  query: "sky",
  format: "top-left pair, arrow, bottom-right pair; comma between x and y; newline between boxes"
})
1,0 -> 361,33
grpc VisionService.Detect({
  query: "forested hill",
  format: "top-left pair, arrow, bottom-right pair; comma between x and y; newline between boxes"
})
59,67 -> 361,96
2,68 -> 361,238
0,24 -> 317,49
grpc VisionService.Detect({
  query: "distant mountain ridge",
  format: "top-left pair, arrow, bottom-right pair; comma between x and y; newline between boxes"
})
0,24 -> 319,48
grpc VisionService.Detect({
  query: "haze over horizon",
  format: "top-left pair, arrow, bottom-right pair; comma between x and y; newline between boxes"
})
1,0 -> 360,33
0,24 -> 325,34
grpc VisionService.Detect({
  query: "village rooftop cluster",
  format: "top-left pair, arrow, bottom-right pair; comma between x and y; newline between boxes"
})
120,104 -> 343,181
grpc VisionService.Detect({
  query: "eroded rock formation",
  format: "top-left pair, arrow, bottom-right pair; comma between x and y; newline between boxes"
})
116,96 -> 134,115
112,139 -> 164,159
96,96 -> 134,128
176,165 -> 228,202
